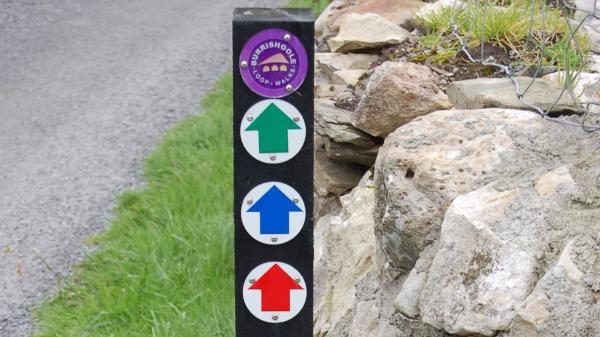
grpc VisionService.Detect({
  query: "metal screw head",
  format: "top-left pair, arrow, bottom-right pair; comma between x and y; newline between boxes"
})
247,116 -> 254,122
272,314 -> 279,321
249,279 -> 256,284
270,155 -> 277,161
240,60 -> 248,68
283,34 -> 291,41
246,199 -> 253,205
293,117 -> 300,122
271,236 -> 278,243
294,278 -> 301,284
293,198 -> 299,203
285,84 -> 294,92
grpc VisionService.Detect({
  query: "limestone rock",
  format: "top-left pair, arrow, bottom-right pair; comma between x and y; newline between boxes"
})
350,300 -> 379,337
510,232 -> 600,337
328,13 -> 410,53
419,185 -> 537,336
316,98 -> 377,147
418,159 -> 599,336
534,165 -> 576,197
588,53 -> 600,73
447,77 -> 578,113
334,0 -> 426,29
374,108 -> 598,273
315,193 -> 341,219
314,173 -> 378,337
315,138 -> 366,197
324,138 -> 379,166
570,4 -> 600,54
544,71 -> 600,113
317,53 -> 378,80
393,244 -> 437,319
397,162 -> 597,336
353,61 -> 452,137
315,0 -> 348,43
378,315 -> 451,337
331,69 -> 369,87
316,84 -> 349,98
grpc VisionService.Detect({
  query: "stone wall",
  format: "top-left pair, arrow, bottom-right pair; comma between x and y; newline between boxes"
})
313,1 -> 600,336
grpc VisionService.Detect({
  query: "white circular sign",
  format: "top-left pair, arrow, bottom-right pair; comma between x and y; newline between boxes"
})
241,182 -> 305,245
243,262 -> 307,323
240,99 -> 306,164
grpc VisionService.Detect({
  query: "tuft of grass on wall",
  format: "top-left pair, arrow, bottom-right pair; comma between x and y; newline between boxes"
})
415,0 -> 589,69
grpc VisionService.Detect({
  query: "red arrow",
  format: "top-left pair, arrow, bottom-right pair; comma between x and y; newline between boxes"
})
249,263 -> 303,311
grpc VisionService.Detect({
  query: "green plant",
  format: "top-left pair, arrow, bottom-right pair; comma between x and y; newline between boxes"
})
415,0 -> 589,69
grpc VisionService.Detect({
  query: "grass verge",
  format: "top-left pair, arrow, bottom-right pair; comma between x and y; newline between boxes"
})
36,75 -> 236,337
34,1 -> 325,336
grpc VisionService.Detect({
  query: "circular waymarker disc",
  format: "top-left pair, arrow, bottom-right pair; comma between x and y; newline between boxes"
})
240,99 -> 306,164
239,28 -> 308,98
243,261 -> 307,323
241,182 -> 305,245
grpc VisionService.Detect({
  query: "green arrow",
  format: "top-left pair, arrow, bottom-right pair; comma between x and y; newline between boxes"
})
245,103 -> 301,153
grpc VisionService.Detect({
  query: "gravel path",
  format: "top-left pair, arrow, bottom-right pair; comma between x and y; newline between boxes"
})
0,0 -> 282,335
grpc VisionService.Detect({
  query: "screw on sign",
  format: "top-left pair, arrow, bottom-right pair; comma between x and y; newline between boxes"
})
243,262 -> 307,323
239,28 -> 308,98
240,99 -> 306,164
241,182 -> 305,245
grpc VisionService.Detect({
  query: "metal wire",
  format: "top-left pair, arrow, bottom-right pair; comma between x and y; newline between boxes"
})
448,0 -> 600,131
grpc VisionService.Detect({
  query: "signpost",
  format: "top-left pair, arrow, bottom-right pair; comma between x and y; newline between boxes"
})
233,8 -> 314,337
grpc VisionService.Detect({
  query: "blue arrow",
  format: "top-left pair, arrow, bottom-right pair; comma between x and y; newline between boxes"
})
247,185 -> 303,234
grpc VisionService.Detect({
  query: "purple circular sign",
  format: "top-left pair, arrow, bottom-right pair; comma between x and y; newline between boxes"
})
239,29 -> 308,98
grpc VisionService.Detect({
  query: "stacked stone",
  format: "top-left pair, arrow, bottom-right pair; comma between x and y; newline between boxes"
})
312,1 -> 600,337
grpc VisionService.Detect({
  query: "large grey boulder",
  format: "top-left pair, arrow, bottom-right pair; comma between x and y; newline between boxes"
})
374,108 -> 598,273
418,169 -> 587,336
328,13 -> 410,53
374,108 -> 599,336
447,77 -> 578,113
352,61 -> 452,137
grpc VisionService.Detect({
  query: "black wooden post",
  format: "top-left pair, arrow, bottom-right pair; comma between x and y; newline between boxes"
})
233,8 -> 314,337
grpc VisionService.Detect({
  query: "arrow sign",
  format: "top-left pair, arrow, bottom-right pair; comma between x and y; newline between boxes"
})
245,102 -> 302,153
249,263 -> 304,312
247,185 -> 302,235
241,182 -> 306,245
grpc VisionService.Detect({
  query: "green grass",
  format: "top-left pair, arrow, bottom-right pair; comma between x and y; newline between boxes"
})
289,0 -> 330,14
36,75 -> 236,337
34,1 -> 326,336
415,0 -> 589,69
